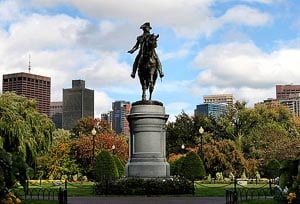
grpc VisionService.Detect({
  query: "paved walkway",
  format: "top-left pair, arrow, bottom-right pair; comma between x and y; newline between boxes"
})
68,196 -> 226,204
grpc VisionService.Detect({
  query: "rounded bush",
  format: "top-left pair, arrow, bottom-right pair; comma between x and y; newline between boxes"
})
94,151 -> 118,182
180,151 -> 206,180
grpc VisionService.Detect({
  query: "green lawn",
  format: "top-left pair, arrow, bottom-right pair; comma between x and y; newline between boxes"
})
65,182 -> 95,196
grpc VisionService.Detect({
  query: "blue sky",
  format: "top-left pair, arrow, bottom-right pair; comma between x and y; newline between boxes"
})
0,0 -> 300,121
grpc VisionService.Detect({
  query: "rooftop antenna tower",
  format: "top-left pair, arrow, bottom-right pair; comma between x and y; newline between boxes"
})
28,54 -> 31,73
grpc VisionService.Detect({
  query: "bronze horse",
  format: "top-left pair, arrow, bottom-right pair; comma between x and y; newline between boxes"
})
138,34 -> 160,101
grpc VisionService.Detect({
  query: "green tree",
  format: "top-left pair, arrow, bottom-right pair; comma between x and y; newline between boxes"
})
95,151 -> 118,181
242,123 -> 300,163
0,92 -> 54,188
166,112 -> 210,155
37,129 -> 80,179
180,151 -> 206,180
265,159 -> 280,179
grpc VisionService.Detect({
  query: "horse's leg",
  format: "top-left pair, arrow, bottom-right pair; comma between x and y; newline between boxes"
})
138,72 -> 146,101
142,86 -> 146,101
149,69 -> 154,100
149,87 -> 153,100
149,66 -> 158,100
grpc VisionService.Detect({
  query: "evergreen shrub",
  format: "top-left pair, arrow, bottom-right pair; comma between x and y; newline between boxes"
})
180,151 -> 206,180
95,177 -> 193,195
94,151 -> 118,182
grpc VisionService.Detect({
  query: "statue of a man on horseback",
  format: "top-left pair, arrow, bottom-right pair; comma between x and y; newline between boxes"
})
128,22 -> 164,101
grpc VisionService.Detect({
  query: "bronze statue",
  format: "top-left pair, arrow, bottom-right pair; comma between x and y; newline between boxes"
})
128,22 -> 164,101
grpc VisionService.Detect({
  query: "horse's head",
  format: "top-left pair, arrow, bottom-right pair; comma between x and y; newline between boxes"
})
148,34 -> 159,49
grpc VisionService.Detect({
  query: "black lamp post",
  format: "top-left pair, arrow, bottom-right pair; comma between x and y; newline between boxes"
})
112,144 -> 116,155
91,127 -> 97,163
199,126 -> 204,161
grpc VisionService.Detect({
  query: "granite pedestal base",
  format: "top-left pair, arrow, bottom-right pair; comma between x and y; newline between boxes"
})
125,100 -> 170,178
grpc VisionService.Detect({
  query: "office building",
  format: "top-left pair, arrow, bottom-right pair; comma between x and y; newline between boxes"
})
203,94 -> 234,106
2,72 -> 51,116
50,101 -> 63,128
63,80 -> 94,130
195,103 -> 228,118
101,111 -> 113,129
112,101 -> 130,135
276,84 -> 300,100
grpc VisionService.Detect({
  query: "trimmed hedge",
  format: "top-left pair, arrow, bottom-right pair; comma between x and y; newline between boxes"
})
95,177 -> 193,195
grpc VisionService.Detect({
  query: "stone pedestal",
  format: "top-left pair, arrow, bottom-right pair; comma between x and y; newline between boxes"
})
125,100 -> 170,178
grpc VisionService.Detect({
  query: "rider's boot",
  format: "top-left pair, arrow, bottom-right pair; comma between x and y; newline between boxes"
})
131,63 -> 138,78
159,72 -> 164,78
157,63 -> 164,78
131,72 -> 135,78
158,68 -> 164,78
131,68 -> 137,78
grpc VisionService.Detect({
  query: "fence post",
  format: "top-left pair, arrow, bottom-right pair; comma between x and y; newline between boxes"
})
192,179 -> 195,195
65,180 -> 67,190
58,187 -> 63,204
268,179 -> 273,195
63,189 -> 67,204
233,178 -> 238,204
24,180 -> 29,196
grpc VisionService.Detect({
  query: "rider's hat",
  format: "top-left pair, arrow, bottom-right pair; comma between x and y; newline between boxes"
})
140,22 -> 152,30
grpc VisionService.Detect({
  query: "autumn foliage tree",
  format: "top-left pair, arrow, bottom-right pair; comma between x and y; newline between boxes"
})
37,129 -> 79,179
203,140 -> 248,177
71,117 -> 128,177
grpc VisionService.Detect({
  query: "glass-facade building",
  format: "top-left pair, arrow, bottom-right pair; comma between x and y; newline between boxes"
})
194,103 -> 228,118
112,101 -> 130,135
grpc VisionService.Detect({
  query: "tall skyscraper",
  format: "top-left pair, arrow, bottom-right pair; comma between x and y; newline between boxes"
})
112,101 -> 130,135
63,80 -> 94,130
50,101 -> 63,128
276,84 -> 300,100
2,72 -> 51,116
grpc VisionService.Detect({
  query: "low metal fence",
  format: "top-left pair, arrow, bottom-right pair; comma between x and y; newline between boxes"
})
225,179 -> 275,204
12,180 -> 68,204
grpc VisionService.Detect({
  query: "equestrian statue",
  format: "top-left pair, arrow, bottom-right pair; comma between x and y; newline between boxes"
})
128,22 -> 164,101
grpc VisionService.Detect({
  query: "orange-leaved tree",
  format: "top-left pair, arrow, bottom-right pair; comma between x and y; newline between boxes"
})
71,117 -> 128,177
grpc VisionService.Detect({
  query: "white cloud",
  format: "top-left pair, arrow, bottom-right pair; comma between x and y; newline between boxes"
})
165,102 -> 191,122
0,1 -> 22,23
94,90 -> 114,117
58,0 -> 272,39
77,53 -> 132,87
193,41 -> 300,105
220,5 -> 272,27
